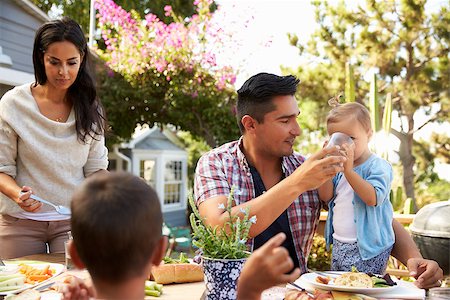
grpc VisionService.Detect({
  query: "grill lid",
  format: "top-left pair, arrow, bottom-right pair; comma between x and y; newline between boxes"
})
410,200 -> 450,238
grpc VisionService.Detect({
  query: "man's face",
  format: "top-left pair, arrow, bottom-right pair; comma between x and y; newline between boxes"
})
254,95 -> 301,157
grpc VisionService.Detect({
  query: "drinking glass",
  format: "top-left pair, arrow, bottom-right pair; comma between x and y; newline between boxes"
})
427,287 -> 450,300
327,132 -> 353,148
65,231 -> 75,270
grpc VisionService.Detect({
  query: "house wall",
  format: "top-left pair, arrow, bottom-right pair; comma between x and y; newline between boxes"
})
0,0 -> 44,74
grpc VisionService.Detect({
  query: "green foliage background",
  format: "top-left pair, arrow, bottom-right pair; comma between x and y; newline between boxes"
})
285,0 -> 450,209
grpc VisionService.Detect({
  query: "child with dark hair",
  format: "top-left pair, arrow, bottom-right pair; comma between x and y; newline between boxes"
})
68,171 -> 167,299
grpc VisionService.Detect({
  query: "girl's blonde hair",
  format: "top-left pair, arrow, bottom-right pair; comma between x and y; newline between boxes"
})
326,99 -> 372,132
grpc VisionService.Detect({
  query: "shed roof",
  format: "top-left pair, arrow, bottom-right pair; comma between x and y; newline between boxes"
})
123,126 -> 186,152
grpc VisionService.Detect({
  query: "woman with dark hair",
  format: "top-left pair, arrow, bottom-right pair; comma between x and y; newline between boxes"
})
0,17 -> 108,258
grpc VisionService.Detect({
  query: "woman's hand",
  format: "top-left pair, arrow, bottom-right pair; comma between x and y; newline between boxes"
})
17,186 -> 42,212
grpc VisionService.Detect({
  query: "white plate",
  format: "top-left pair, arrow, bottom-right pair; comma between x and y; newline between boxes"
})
0,261 -> 64,296
298,272 -> 398,295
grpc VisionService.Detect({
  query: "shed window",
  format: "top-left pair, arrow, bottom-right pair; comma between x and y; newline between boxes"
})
140,159 -> 156,188
164,161 -> 182,205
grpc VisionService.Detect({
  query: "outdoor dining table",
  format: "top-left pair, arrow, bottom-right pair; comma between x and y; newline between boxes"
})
3,253 -> 207,300
3,253 -> 428,299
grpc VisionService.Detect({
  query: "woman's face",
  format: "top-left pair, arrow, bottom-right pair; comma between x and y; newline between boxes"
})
43,41 -> 82,91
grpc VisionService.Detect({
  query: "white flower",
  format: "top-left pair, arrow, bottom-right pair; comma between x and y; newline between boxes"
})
228,289 -> 237,298
229,268 -> 240,280
218,203 -> 225,210
220,289 -> 228,298
249,215 -> 257,224
239,207 -> 246,214
215,262 -> 224,270
238,239 -> 247,244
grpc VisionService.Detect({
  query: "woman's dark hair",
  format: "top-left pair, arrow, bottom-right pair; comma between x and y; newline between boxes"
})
236,73 -> 300,133
32,17 -> 106,143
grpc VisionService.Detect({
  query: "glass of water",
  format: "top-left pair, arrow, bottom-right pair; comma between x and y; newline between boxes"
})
427,287 -> 450,300
65,231 -> 75,270
327,132 -> 353,148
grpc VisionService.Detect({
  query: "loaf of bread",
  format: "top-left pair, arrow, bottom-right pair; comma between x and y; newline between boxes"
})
151,262 -> 204,284
334,272 -> 373,288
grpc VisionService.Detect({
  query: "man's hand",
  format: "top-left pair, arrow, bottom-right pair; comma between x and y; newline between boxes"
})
292,146 -> 346,191
407,258 -> 444,289
237,233 -> 301,300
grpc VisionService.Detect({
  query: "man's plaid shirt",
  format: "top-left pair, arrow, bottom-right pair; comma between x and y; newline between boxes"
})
194,137 -> 321,274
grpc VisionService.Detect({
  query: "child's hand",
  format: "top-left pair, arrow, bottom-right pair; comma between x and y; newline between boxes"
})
56,275 -> 96,300
237,233 -> 301,299
341,143 -> 355,172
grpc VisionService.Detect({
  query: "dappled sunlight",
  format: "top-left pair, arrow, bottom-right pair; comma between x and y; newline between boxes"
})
369,131 -> 400,163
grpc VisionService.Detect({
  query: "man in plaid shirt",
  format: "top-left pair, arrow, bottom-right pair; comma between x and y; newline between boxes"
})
194,73 -> 444,287
194,73 -> 346,274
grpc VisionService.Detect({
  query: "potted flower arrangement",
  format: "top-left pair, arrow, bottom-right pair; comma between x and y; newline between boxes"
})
189,187 -> 257,300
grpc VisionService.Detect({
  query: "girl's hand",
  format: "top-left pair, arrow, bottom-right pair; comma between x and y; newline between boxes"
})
341,143 -> 355,172
17,186 -> 42,212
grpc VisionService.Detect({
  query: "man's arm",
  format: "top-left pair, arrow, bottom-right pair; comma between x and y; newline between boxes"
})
391,219 -> 443,288
198,146 -> 346,237
317,180 -> 333,203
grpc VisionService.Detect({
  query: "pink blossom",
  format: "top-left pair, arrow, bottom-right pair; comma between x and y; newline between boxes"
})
164,5 -> 172,17
95,0 -> 239,92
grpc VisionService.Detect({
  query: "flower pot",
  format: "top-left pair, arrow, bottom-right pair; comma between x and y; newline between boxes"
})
202,256 -> 247,300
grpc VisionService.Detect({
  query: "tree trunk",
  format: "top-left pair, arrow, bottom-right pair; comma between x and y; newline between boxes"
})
392,115 -> 417,212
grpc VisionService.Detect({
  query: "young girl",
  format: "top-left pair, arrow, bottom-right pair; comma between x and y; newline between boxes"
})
0,17 -> 108,258
318,101 -> 394,274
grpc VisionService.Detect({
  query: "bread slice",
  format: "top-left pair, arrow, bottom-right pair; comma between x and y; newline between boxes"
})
334,272 -> 373,288
4,289 -> 41,300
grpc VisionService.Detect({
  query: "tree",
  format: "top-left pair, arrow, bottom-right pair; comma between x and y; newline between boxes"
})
94,0 -> 239,147
30,0 -> 200,33
286,0 -> 449,210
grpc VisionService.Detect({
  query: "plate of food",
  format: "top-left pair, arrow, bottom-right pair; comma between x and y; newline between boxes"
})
0,261 -> 64,296
298,271 -> 398,295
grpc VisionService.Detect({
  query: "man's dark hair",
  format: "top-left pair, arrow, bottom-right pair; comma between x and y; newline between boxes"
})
236,73 -> 300,133
71,171 -> 163,283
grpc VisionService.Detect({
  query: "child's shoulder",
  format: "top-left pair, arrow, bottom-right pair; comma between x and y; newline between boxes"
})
363,154 -> 392,169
